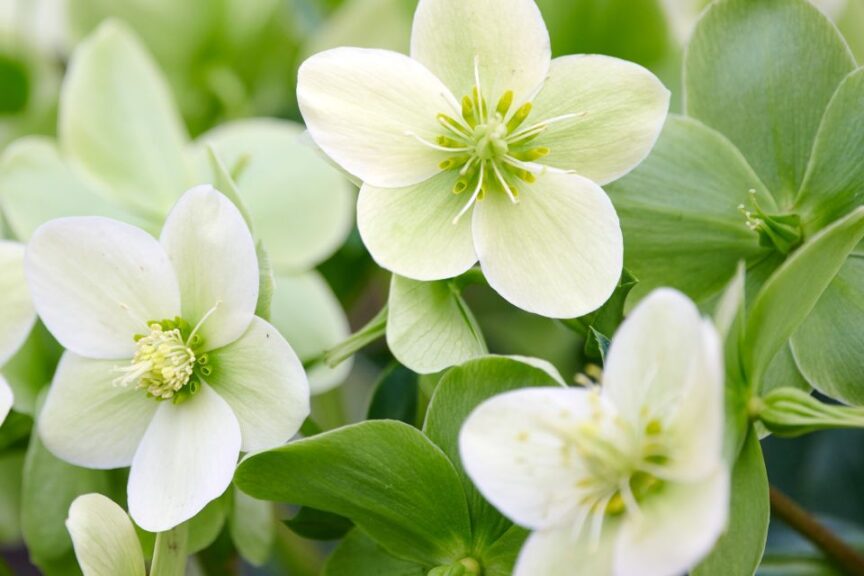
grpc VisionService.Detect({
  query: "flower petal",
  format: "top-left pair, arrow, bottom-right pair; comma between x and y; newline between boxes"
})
60,21 -> 191,217
66,493 -> 146,576
26,217 -> 181,359
602,289 -> 724,480
160,186 -> 259,351
206,317 -> 309,452
614,470 -> 730,576
38,352 -> 157,469
297,47 -> 455,188
0,241 -> 35,365
459,387 -> 600,530
411,0 -> 551,107
472,172 -> 623,318
270,272 -> 351,395
199,119 -> 355,272
358,172 -> 477,281
531,55 -> 670,185
0,376 -> 11,426
514,525 -> 617,576
128,384 -> 241,532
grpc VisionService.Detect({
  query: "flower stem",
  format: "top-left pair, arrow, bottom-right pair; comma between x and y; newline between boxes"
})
150,523 -> 189,576
769,486 -> 864,575
305,306 -> 388,370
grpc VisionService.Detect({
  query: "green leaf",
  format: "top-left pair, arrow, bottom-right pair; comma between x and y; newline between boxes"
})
743,207 -> 864,391
206,146 -> 255,231
423,356 -> 564,552
685,0 -> 855,206
323,529 -> 425,576
367,363 -> 419,424
21,428 -> 113,574
284,506 -> 354,541
255,241 -> 274,322
795,69 -> 864,234
2,322 -> 61,416
234,420 -> 472,566
693,428 -> 769,576
477,524 -> 529,576
387,275 -> 487,375
606,115 -> 769,304
792,255 -> 864,405
230,487 -> 275,566
0,451 -> 24,544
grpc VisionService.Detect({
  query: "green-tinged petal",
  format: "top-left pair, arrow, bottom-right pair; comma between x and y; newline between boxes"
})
606,116 -> 769,304
795,69 -> 864,233
270,272 -> 351,395
0,137 -> 155,241
298,47 -> 455,188
472,172 -> 622,318
128,384 -> 241,532
66,494 -> 146,576
792,255 -> 864,405
60,20 -> 191,217
514,525 -> 616,576
38,352 -> 157,469
684,0 -> 855,205
0,241 -> 35,365
0,376 -> 11,425
230,487 -> 275,567
410,0 -> 550,106
198,119 -> 355,272
387,275 -> 486,374
603,289 -> 724,481
358,172 -> 477,281
460,387 -> 599,531
26,217 -> 181,359
160,186 -> 259,351
531,54 -> 669,185
206,317 -> 309,452
615,470 -> 729,576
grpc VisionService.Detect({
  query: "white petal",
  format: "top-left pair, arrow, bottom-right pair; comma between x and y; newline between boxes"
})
411,0 -> 551,107
199,119 -> 355,272
26,217 -> 181,359
128,384 -> 241,532
473,172 -> 623,318
531,55 -> 670,185
603,289 -> 725,480
0,241 -> 35,365
0,376 -> 11,426
38,353 -> 157,469
160,186 -> 259,351
614,470 -> 730,576
206,317 -> 309,452
60,21 -> 191,216
515,525 -> 617,576
298,47 -> 455,188
358,172 -> 477,281
270,272 -> 352,395
66,493 -> 146,576
459,387 -> 601,530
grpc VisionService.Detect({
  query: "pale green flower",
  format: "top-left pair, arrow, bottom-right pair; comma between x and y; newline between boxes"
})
0,20 -> 355,393
26,186 -> 310,532
460,289 -> 728,575
0,240 -> 36,425
66,493 -> 146,576
298,0 -> 669,318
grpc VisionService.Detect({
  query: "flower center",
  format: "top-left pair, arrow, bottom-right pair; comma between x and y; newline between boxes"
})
738,188 -> 803,255
409,57 -> 582,223
114,316 -> 212,404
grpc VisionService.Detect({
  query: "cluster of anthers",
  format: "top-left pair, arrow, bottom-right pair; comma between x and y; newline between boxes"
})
409,58 -> 583,223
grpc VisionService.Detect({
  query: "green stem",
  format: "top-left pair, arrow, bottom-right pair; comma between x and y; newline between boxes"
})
306,306 -> 388,370
770,486 -> 864,575
150,524 -> 189,576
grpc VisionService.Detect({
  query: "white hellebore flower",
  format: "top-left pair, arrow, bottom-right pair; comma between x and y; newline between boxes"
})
0,240 -> 38,425
460,289 -> 729,576
298,0 -> 669,318
66,493 -> 146,576
26,186 -> 310,532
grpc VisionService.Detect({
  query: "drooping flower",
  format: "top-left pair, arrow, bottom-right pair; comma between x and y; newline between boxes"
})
0,240 -> 37,425
26,186 -> 310,532
460,289 -> 728,575
297,0 -> 669,318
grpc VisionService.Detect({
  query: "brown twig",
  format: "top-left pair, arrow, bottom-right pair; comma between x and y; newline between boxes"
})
770,486 -> 864,575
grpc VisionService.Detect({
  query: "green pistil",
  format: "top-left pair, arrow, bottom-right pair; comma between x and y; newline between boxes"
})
739,189 -> 803,255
